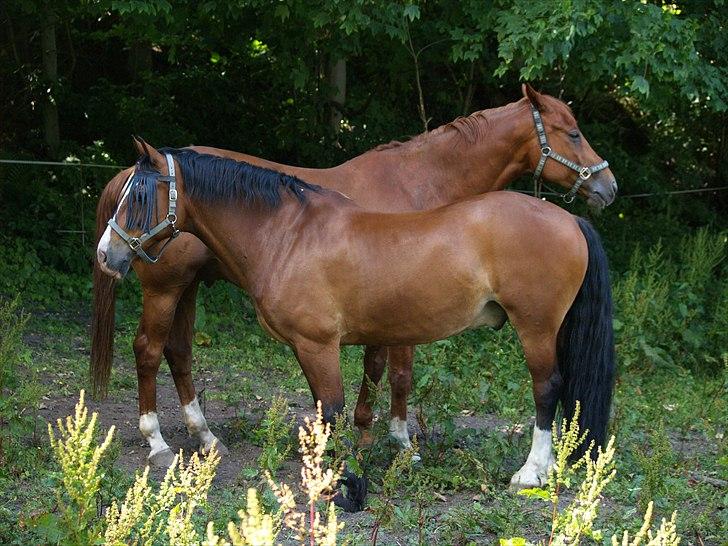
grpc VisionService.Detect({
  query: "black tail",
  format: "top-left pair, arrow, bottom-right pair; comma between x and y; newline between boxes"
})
557,217 -> 616,460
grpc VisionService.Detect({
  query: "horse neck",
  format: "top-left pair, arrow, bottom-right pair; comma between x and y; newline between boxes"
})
182,193 -> 336,295
350,99 -> 534,208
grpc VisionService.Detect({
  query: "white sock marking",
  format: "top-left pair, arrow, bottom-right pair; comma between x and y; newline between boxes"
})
182,397 -> 217,451
511,424 -> 555,487
139,412 -> 170,457
389,417 -> 412,449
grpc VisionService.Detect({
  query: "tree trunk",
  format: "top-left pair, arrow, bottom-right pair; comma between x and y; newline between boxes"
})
328,57 -> 346,134
41,4 -> 60,157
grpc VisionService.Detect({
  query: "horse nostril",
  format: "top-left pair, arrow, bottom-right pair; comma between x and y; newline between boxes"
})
612,180 -> 618,195
97,249 -> 107,264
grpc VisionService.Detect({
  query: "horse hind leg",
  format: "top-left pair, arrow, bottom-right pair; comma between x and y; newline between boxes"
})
353,345 -> 388,448
509,326 -> 561,489
163,281 -> 227,457
387,346 -> 421,462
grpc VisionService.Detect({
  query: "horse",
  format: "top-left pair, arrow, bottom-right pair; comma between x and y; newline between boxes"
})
91,85 -> 618,473
97,141 -> 616,512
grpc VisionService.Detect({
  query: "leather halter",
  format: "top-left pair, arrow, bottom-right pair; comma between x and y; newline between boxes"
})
530,105 -> 609,203
107,153 -> 180,263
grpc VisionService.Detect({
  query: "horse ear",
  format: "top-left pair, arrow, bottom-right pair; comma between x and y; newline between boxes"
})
132,135 -> 146,156
134,136 -> 166,171
522,83 -> 546,111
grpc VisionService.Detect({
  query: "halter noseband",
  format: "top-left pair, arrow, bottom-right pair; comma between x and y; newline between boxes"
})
530,105 -> 609,203
107,153 -> 180,264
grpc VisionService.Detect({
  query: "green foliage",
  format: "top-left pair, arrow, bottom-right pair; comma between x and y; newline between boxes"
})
613,229 -> 726,372
369,438 -> 419,544
0,297 -> 38,467
254,396 -> 295,476
635,421 -> 676,513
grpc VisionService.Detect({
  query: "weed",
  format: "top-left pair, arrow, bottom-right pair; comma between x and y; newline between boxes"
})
255,395 -> 295,477
635,421 -> 676,512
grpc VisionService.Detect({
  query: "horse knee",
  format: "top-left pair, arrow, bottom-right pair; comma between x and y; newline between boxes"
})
134,334 -> 163,375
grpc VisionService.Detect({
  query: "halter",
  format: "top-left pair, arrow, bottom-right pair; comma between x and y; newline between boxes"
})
107,153 -> 180,264
530,105 -> 609,203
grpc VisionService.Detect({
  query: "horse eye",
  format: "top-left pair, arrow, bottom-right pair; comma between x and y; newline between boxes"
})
569,130 -> 580,140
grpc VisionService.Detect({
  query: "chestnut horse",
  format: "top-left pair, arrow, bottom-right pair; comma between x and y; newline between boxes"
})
98,143 -> 615,512
91,85 -> 617,472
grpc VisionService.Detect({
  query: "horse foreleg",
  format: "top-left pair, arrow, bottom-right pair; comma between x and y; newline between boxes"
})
163,281 -> 227,457
509,327 -> 560,489
353,345 -> 388,447
135,290 -> 181,468
294,339 -> 367,512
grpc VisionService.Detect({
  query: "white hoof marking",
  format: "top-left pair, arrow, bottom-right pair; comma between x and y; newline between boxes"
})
389,416 -> 413,449
182,397 -> 219,452
139,412 -> 171,458
510,425 -> 555,489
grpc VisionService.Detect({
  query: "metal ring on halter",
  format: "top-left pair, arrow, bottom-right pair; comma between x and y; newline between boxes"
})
129,237 -> 142,250
529,104 -> 609,203
167,213 -> 177,224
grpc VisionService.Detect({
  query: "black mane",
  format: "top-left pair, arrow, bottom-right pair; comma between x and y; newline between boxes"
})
125,148 -> 321,232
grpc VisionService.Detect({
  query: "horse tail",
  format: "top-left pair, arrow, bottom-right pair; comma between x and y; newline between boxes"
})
90,168 -> 129,399
557,216 -> 616,460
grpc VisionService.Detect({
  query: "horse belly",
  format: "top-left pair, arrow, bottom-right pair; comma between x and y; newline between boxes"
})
470,300 -> 508,329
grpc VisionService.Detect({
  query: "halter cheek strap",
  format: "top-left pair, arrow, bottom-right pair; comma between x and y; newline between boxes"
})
531,105 -> 609,203
107,153 -> 180,264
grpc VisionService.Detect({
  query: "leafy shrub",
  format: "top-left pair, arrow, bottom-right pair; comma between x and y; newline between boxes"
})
613,229 -> 726,372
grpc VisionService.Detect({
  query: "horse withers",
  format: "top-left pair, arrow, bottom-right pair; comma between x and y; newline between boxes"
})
97,143 -> 616,511
91,85 -> 618,472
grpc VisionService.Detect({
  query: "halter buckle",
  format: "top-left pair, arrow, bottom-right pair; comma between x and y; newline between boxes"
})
579,166 -> 592,180
541,146 -> 551,156
129,237 -> 141,251
169,188 -> 178,201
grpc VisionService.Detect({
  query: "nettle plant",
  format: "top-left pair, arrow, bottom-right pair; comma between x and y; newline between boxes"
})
38,392 -> 342,546
504,403 -> 680,546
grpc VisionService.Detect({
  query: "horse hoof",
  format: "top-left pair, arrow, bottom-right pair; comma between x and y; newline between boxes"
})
203,439 -> 229,457
148,448 -> 176,468
509,464 -> 548,490
333,469 -> 368,513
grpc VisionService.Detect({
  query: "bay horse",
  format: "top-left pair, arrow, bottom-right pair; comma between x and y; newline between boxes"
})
97,142 -> 615,512
91,85 -> 617,478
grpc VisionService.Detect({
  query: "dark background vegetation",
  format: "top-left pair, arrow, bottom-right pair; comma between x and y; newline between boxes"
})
0,1 -> 726,543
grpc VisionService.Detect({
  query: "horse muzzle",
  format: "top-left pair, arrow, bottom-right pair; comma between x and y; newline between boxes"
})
587,178 -> 618,211
97,245 -> 132,279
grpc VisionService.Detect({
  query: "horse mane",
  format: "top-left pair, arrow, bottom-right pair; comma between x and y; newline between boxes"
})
372,100 -> 527,152
125,149 -> 321,231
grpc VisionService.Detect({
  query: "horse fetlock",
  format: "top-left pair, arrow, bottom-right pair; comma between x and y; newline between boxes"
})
389,416 -> 412,449
139,412 -> 172,462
